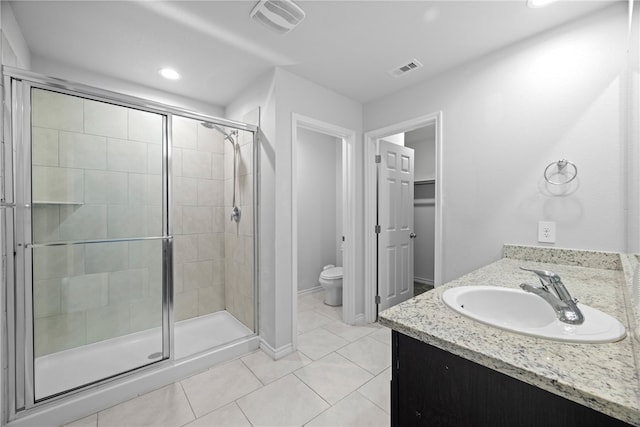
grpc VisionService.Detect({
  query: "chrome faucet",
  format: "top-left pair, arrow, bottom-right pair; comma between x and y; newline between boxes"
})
519,267 -> 584,325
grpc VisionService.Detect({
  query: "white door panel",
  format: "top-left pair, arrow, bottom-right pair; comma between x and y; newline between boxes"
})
378,140 -> 414,312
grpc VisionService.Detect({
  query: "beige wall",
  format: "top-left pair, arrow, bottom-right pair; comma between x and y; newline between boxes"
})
171,116 -> 227,322
224,112 -> 255,330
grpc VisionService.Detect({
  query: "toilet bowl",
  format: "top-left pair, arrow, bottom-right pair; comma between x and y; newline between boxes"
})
319,265 -> 343,306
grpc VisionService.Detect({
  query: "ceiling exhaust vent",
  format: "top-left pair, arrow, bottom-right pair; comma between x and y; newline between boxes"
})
388,59 -> 423,77
251,0 -> 305,35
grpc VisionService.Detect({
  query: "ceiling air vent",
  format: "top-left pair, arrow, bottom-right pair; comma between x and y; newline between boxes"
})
251,0 -> 305,35
388,59 -> 423,77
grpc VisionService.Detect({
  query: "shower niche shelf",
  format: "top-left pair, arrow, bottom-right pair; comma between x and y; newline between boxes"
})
32,201 -> 84,205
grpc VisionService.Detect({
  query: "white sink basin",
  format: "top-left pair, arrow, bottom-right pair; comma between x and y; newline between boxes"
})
441,286 -> 626,343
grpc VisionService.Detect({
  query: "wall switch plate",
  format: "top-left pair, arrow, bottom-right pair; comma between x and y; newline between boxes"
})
538,221 -> 556,243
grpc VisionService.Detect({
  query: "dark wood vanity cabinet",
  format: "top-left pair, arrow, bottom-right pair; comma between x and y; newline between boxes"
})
391,331 -> 633,427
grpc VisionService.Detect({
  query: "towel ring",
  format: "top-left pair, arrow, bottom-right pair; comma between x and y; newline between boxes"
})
544,159 -> 577,185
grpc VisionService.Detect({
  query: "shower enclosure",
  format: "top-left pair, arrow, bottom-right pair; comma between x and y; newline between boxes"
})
2,68 -> 258,423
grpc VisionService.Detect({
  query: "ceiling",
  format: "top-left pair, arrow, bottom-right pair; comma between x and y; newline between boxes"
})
8,0 -> 620,107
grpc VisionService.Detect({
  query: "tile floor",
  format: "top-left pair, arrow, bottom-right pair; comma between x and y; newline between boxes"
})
63,291 -> 392,427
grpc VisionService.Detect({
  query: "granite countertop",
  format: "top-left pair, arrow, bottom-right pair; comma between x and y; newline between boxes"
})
378,246 -> 640,426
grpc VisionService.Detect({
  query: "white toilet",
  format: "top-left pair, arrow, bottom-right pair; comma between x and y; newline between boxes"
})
319,264 -> 343,306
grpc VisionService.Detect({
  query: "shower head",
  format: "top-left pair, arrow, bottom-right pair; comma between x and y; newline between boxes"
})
201,121 -> 237,144
201,120 -> 242,222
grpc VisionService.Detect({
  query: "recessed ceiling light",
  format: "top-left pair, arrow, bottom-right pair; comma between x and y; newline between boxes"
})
527,0 -> 558,8
159,68 -> 181,80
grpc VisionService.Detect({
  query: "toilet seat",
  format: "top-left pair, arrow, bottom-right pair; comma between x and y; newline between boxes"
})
320,266 -> 343,280
319,266 -> 343,306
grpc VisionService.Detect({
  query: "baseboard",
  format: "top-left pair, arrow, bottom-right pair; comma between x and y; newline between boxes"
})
414,277 -> 434,286
352,313 -> 366,325
259,338 -> 294,360
297,285 -> 322,297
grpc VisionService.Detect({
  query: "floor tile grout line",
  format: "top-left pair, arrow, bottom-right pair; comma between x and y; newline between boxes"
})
356,375 -> 392,415
296,323 -> 389,367
178,359 -> 264,424
177,381 -> 198,426
291,351 -> 374,408
297,324 -> 350,346
302,388 -> 389,426
66,299 -> 391,427
232,400 -> 255,427
239,354 -> 269,388
296,337 -> 349,362
323,331 -> 391,375
290,370 -> 335,421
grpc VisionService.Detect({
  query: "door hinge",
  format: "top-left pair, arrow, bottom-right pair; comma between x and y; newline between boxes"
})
375,154 -> 381,163
374,224 -> 381,234
375,295 -> 381,304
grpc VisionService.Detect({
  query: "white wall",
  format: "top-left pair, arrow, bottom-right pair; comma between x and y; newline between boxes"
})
227,68 -> 362,356
383,132 -> 404,146
31,56 -> 224,118
274,69 -> 362,346
296,128 -> 340,293
629,1 -> 640,255
1,1 -> 30,69
406,126 -> 436,182
335,141 -> 343,266
365,4 -> 630,283
0,3 -> 4,424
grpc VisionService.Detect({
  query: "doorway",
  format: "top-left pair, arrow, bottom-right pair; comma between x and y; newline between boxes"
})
406,125 -> 437,295
291,114 -> 357,349
363,112 -> 443,323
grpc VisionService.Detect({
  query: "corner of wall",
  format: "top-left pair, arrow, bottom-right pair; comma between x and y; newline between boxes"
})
1,1 -> 31,69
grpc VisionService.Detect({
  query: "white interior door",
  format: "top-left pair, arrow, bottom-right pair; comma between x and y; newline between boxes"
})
377,139 -> 414,312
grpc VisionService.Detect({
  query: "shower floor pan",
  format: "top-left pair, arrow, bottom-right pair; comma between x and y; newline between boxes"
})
34,311 -> 253,400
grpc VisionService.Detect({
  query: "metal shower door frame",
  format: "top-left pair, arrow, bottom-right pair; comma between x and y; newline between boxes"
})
4,69 -> 175,414
2,66 -> 260,419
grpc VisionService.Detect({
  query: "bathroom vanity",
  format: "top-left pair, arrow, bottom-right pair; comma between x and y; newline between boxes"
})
379,246 -> 640,427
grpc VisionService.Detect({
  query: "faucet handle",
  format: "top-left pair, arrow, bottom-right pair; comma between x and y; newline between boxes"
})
520,267 -> 560,280
520,267 -> 561,289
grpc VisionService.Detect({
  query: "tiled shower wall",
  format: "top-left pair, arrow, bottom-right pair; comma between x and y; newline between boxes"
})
32,88 -> 164,357
171,117 -> 227,321
224,111 -> 255,330
172,115 -> 254,330
30,89 -> 255,357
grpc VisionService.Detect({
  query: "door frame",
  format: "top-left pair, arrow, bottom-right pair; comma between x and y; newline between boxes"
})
363,111 -> 443,323
291,113 -> 357,347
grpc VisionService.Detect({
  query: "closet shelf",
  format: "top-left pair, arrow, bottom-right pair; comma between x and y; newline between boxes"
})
414,198 -> 435,206
415,179 -> 435,185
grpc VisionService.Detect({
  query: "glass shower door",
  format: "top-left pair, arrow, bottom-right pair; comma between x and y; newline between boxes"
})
22,86 -> 169,402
